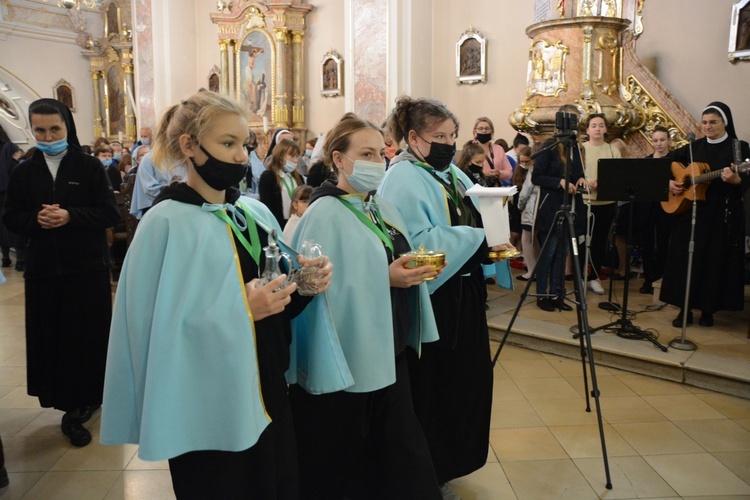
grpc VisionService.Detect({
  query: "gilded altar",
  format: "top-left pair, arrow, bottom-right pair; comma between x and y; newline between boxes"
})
211,2 -> 312,152
81,1 -> 136,145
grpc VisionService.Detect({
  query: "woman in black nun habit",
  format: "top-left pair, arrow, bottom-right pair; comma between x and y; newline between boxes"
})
2,99 -> 121,446
661,101 -> 750,327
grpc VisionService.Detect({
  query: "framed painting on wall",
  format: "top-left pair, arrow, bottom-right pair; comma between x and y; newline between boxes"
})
321,50 -> 343,97
53,79 -> 75,112
237,29 -> 274,124
729,0 -> 750,61
456,27 -> 487,85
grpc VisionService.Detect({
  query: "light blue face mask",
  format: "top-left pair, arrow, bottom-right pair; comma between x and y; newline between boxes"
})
113,152 -> 122,161
100,158 -> 113,167
36,138 -> 68,156
341,155 -> 386,193
304,150 -> 312,158
284,160 -> 298,173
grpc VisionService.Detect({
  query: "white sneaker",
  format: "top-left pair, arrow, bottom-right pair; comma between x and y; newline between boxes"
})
588,279 -> 604,295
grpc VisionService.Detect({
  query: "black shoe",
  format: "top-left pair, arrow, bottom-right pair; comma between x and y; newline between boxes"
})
555,297 -> 573,311
61,414 -> 92,447
1,259 -> 10,268
699,313 -> 714,327
639,283 -> 654,294
537,298 -> 555,312
516,275 -> 529,281
485,277 -> 496,285
14,263 -> 24,272
672,310 -> 693,328
564,274 -> 573,281
79,405 -> 101,424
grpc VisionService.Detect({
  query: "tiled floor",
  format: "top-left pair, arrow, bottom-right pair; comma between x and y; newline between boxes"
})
2,265 -> 750,499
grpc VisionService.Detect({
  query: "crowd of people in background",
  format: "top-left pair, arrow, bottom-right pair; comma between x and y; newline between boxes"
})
0,89 -> 746,499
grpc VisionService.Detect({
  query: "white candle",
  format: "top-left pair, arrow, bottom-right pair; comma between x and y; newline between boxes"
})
262,116 -> 269,134
118,131 -> 123,142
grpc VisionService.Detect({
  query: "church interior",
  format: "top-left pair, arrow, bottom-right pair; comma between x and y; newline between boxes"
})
1,0 -> 750,498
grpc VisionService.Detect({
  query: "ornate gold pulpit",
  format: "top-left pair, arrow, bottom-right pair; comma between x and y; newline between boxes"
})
511,0 -> 701,156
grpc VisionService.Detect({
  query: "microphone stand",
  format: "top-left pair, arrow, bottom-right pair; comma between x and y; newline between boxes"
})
669,135 -> 698,350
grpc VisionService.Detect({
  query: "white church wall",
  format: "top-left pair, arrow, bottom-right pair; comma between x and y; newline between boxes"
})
0,34 -> 97,146
637,0 -> 750,140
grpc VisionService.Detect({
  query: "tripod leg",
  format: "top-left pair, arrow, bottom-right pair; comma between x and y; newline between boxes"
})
564,210 -> 613,489
492,215 -> 559,367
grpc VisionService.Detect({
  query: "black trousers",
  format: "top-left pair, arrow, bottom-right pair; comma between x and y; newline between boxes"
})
289,354 -> 440,500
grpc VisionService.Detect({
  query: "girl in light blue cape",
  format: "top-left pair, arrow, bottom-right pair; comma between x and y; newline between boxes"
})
288,114 -> 443,499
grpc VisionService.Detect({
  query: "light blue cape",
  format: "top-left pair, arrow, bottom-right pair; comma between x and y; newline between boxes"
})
378,159 -> 512,292
101,196 -> 291,460
288,194 -> 439,394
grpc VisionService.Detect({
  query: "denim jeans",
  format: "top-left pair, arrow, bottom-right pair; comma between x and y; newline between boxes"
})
536,230 -> 568,298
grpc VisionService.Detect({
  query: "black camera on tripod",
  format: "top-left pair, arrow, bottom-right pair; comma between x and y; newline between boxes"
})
554,110 -> 579,141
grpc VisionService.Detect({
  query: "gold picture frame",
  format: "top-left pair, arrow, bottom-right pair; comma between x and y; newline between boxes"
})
321,50 -> 343,97
456,26 -> 487,85
729,0 -> 750,61
53,79 -> 75,112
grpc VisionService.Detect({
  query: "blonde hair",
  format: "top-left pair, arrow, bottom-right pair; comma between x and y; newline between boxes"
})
151,90 -> 246,169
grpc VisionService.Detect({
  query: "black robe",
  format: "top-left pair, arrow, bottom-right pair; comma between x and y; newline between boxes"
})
659,137 -> 750,313
3,141 -> 121,412
408,187 -> 494,485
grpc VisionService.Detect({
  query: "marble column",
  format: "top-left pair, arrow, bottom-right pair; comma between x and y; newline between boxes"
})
90,70 -> 104,138
219,39 -> 230,95
273,27 -> 289,128
291,30 -> 305,129
351,0 -> 387,125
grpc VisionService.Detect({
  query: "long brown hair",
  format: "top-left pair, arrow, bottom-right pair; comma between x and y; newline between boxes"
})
456,141 -> 485,175
267,138 -> 303,186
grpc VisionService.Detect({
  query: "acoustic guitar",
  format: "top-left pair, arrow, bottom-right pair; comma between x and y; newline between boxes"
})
661,160 -> 750,215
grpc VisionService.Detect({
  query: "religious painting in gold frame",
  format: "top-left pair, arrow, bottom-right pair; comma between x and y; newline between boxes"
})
321,50 -> 343,97
526,40 -> 568,97
455,27 -> 487,85
236,29 -> 275,125
53,79 -> 75,112
729,0 -> 750,61
103,62 -> 126,140
578,0 -> 621,17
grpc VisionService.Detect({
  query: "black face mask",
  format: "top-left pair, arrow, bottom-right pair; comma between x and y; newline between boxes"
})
191,144 -> 248,191
419,138 -> 456,171
476,133 -> 492,144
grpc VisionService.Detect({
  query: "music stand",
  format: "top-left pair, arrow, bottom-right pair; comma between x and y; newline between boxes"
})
591,158 -> 671,351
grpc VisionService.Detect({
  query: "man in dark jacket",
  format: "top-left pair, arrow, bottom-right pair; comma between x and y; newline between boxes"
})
2,99 -> 121,447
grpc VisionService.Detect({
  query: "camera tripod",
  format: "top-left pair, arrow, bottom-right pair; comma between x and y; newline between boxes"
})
491,133 -> 612,490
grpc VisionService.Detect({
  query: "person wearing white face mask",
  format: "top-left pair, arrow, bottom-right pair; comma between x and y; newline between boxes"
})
258,138 -> 303,228
288,113 -> 442,499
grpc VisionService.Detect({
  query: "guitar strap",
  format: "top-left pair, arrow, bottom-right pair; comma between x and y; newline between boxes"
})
732,139 -> 743,167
